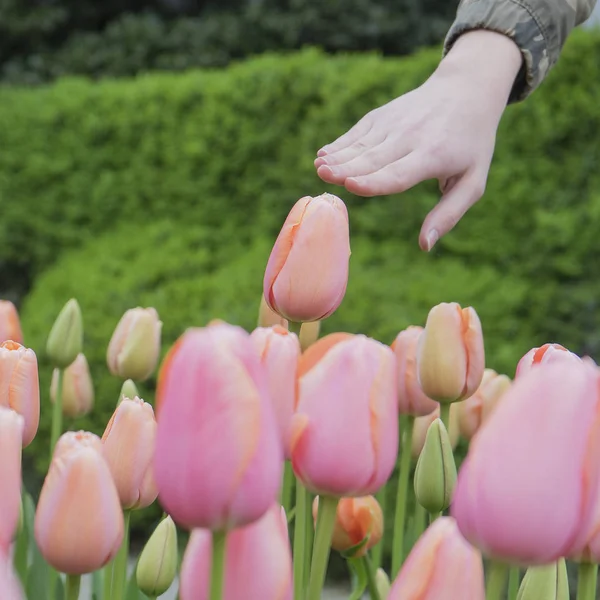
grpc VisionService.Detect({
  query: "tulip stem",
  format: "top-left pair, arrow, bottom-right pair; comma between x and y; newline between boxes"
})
209,530 -> 227,600
439,403 -> 451,433
347,557 -> 368,600
50,368 -> 64,455
293,482 -> 309,600
363,555 -> 382,600
429,511 -> 441,524
106,509 -> 131,600
391,415 -> 414,578
281,461 -> 295,518
307,495 -> 339,600
486,560 -> 508,600
577,562 -> 598,600
66,574 -> 81,600
507,567 -> 519,600
371,484 -> 388,570
412,502 -> 427,542
304,490 -> 314,590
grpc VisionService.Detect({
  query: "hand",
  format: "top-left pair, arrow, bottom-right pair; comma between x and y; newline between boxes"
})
314,31 -> 523,251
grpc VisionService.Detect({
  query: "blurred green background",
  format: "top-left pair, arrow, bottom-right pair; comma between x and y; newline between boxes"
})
1,0 -> 600,590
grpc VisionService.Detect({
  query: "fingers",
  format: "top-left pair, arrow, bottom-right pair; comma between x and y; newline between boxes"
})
317,117 -> 373,157
419,172 -> 487,251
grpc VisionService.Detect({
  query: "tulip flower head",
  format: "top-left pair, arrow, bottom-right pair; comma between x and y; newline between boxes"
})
515,343 -> 581,379
0,300 -> 23,345
50,353 -> 94,418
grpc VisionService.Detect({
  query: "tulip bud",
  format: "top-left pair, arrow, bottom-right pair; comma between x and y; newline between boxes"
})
414,419 -> 456,514
107,307 -> 162,381
136,516 -> 178,597
0,300 -> 23,345
515,343 -> 581,378
258,294 -> 288,329
46,299 -> 83,369
263,193 -> 351,322
299,320 -> 321,352
35,431 -> 123,574
50,353 -> 94,418
376,568 -> 391,600
412,405 -> 459,460
417,302 -> 485,403
312,495 -> 383,558
517,560 -> 568,600
119,379 -> 139,404
0,341 -> 40,447
456,369 -> 511,441
102,397 -> 158,510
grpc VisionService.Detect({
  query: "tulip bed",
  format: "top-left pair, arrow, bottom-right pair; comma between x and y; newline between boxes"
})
1,192 -> 598,600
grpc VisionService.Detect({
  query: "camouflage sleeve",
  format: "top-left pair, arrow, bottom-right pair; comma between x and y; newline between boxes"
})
443,0 -> 597,101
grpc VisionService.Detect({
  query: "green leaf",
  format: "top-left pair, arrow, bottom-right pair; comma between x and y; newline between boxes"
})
92,569 -> 104,599
126,571 -> 143,600
54,575 -> 65,600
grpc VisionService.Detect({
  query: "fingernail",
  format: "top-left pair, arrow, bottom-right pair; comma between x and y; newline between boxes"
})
425,229 -> 439,251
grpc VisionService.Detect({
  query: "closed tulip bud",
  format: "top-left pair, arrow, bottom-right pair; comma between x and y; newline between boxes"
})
414,419 -> 456,514
136,516 -> 178,597
376,568 -> 391,600
417,303 -> 485,403
452,362 -> 600,564
0,341 -> 40,447
46,299 -> 83,369
180,504 -> 292,600
0,552 -> 24,600
312,495 -> 383,558
263,193 -> 351,322
53,430 -> 102,459
391,326 -> 438,417
456,369 -> 511,441
102,397 -> 158,510
412,405 -> 459,460
35,432 -> 123,574
107,307 -> 162,381
515,343 -> 581,379
0,300 -> 23,345
517,560 -> 568,600
258,295 -> 288,329
154,323 -> 283,530
250,326 -> 300,459
50,353 -> 94,418
291,334 -> 398,496
0,408 -> 24,551
119,379 -> 139,404
388,517 -> 485,600
299,320 -> 321,352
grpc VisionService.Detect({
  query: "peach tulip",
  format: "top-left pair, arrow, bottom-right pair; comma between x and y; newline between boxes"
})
412,404 -> 460,460
250,326 -> 300,458
456,369 -> 511,441
452,362 -> 600,564
258,295 -> 288,329
35,431 -> 123,574
102,397 -> 158,510
0,300 -> 23,345
107,307 -> 162,381
154,322 -> 283,530
50,353 -> 94,418
263,193 -> 350,322
0,408 -> 24,551
515,343 -> 581,378
291,334 -> 398,496
391,326 -> 438,416
389,517 -> 484,600
0,341 -> 40,447
180,504 -> 292,600
313,495 -> 383,558
417,303 -> 485,403
0,551 -> 24,600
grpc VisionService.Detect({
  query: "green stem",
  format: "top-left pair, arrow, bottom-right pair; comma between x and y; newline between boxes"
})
50,368 -> 64,455
293,482 -> 309,600
304,490 -> 314,591
347,557 -> 368,600
392,415 -> 414,578
289,321 -> 303,336
439,403 -> 451,433
363,555 -> 382,600
486,561 -> 508,600
507,567 -> 519,600
577,562 -> 598,600
429,511 -> 441,524
66,574 -> 81,600
280,461 -> 295,518
209,530 -> 227,600
306,496 -> 339,600
110,510 -> 131,600
371,483 -> 388,570
412,502 -> 427,543
14,517 -> 28,587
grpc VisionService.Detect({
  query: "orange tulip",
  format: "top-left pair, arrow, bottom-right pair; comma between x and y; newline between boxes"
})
35,431 -> 123,574
0,300 -> 23,345
0,341 -> 40,447
102,397 -> 158,509
50,353 -> 94,418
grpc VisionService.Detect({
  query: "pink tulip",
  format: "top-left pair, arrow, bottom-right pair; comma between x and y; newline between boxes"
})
0,300 -> 23,345
0,341 -> 40,447
515,343 -> 581,378
412,404 -> 460,460
250,325 -> 300,459
389,517 -> 484,600
35,431 -> 124,574
0,408 -> 24,551
102,397 -> 158,510
417,303 -> 485,403
391,326 -> 438,416
263,193 -> 350,322
0,550 -> 24,600
180,504 -> 292,600
154,322 -> 283,530
291,334 -> 398,496
50,353 -> 94,418
452,362 -> 600,564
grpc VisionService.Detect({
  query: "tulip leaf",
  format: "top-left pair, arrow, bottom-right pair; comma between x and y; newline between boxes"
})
346,557 -> 368,600
126,571 -> 143,600
286,507 -> 296,524
92,569 -> 104,599
54,576 -> 65,600
340,533 -> 371,559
